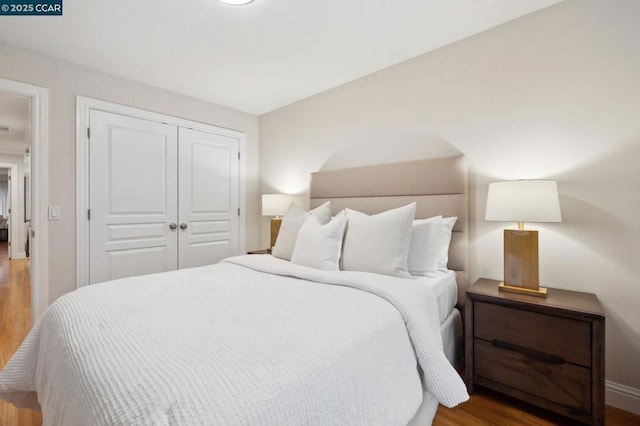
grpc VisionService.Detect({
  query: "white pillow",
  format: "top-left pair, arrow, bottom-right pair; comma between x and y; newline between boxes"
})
291,211 -> 347,271
341,203 -> 416,278
408,215 -> 443,276
436,217 -> 457,271
272,201 -> 331,260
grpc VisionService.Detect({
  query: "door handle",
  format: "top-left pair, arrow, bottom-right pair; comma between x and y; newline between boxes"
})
169,223 -> 177,230
180,223 -> 188,230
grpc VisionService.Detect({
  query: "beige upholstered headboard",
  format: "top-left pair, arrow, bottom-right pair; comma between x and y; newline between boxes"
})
310,155 -> 469,307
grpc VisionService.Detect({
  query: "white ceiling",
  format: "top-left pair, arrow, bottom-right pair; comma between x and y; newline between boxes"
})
0,92 -> 30,154
0,0 -> 562,115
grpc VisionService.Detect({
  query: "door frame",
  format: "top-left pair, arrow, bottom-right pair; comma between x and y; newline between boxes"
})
0,78 -> 50,323
0,162 -> 19,259
76,96 -> 247,288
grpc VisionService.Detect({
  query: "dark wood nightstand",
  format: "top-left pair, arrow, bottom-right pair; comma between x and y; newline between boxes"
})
465,278 -> 605,425
247,249 -> 271,255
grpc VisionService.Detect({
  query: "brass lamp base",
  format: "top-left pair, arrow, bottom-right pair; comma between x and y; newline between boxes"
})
270,218 -> 282,249
504,228 -> 538,287
502,227 -> 547,298
498,282 -> 548,298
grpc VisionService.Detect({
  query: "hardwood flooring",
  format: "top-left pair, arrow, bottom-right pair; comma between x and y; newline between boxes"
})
0,240 -> 638,425
434,386 -> 640,425
0,242 -> 42,426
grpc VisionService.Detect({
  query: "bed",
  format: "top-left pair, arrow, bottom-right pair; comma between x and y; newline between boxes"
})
0,155 -> 469,425
309,155 -> 469,424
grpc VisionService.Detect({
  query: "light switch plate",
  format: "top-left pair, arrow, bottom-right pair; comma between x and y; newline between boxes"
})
48,205 -> 61,220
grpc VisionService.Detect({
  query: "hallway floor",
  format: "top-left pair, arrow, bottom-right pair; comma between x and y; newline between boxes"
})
0,242 -> 42,425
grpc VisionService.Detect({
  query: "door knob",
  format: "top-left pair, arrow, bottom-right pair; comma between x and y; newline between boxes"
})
180,223 -> 188,230
169,223 -> 177,230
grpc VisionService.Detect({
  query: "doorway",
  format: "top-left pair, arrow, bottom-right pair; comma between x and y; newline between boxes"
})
0,78 -> 49,324
0,91 -> 30,263
0,89 -> 40,421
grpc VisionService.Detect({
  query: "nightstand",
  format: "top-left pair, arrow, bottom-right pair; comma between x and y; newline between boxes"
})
465,278 -> 605,425
247,249 -> 271,255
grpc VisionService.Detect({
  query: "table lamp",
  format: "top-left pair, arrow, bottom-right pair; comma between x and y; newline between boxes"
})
485,180 -> 561,297
262,194 -> 293,249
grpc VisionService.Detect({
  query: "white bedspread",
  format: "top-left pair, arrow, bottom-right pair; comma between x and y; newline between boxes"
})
414,270 -> 458,323
0,255 -> 468,425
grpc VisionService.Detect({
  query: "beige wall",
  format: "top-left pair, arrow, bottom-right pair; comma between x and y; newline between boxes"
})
260,0 -> 640,395
0,41 -> 260,303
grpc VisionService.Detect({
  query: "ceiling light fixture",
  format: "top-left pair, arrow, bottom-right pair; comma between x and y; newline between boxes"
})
217,0 -> 255,5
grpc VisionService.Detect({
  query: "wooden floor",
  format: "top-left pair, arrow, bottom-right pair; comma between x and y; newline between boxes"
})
0,242 -> 42,426
0,240 -> 638,425
434,386 -> 640,425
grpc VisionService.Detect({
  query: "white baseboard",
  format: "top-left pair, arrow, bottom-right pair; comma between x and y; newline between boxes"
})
606,380 -> 640,415
11,251 -> 27,260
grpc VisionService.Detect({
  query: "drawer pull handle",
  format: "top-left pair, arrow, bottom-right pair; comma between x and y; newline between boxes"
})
492,340 -> 565,364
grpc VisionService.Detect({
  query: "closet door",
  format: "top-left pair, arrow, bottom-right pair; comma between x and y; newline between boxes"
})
178,127 -> 239,269
89,110 -> 178,284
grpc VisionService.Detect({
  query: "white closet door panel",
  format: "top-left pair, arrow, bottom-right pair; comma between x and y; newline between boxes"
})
108,222 -> 167,240
89,110 -> 178,284
108,130 -> 168,214
108,246 -> 169,281
179,127 -> 239,269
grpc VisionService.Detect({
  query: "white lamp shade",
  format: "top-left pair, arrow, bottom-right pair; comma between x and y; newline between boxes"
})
217,0 -> 254,5
485,180 -> 561,223
262,194 -> 293,217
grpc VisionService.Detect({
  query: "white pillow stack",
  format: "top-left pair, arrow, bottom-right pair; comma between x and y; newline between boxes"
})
291,211 -> 347,271
268,199 -> 457,278
272,202 -> 332,260
341,203 -> 416,278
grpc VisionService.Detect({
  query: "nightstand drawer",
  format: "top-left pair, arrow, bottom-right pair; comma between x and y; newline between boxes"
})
475,339 -> 591,412
474,302 -> 591,367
